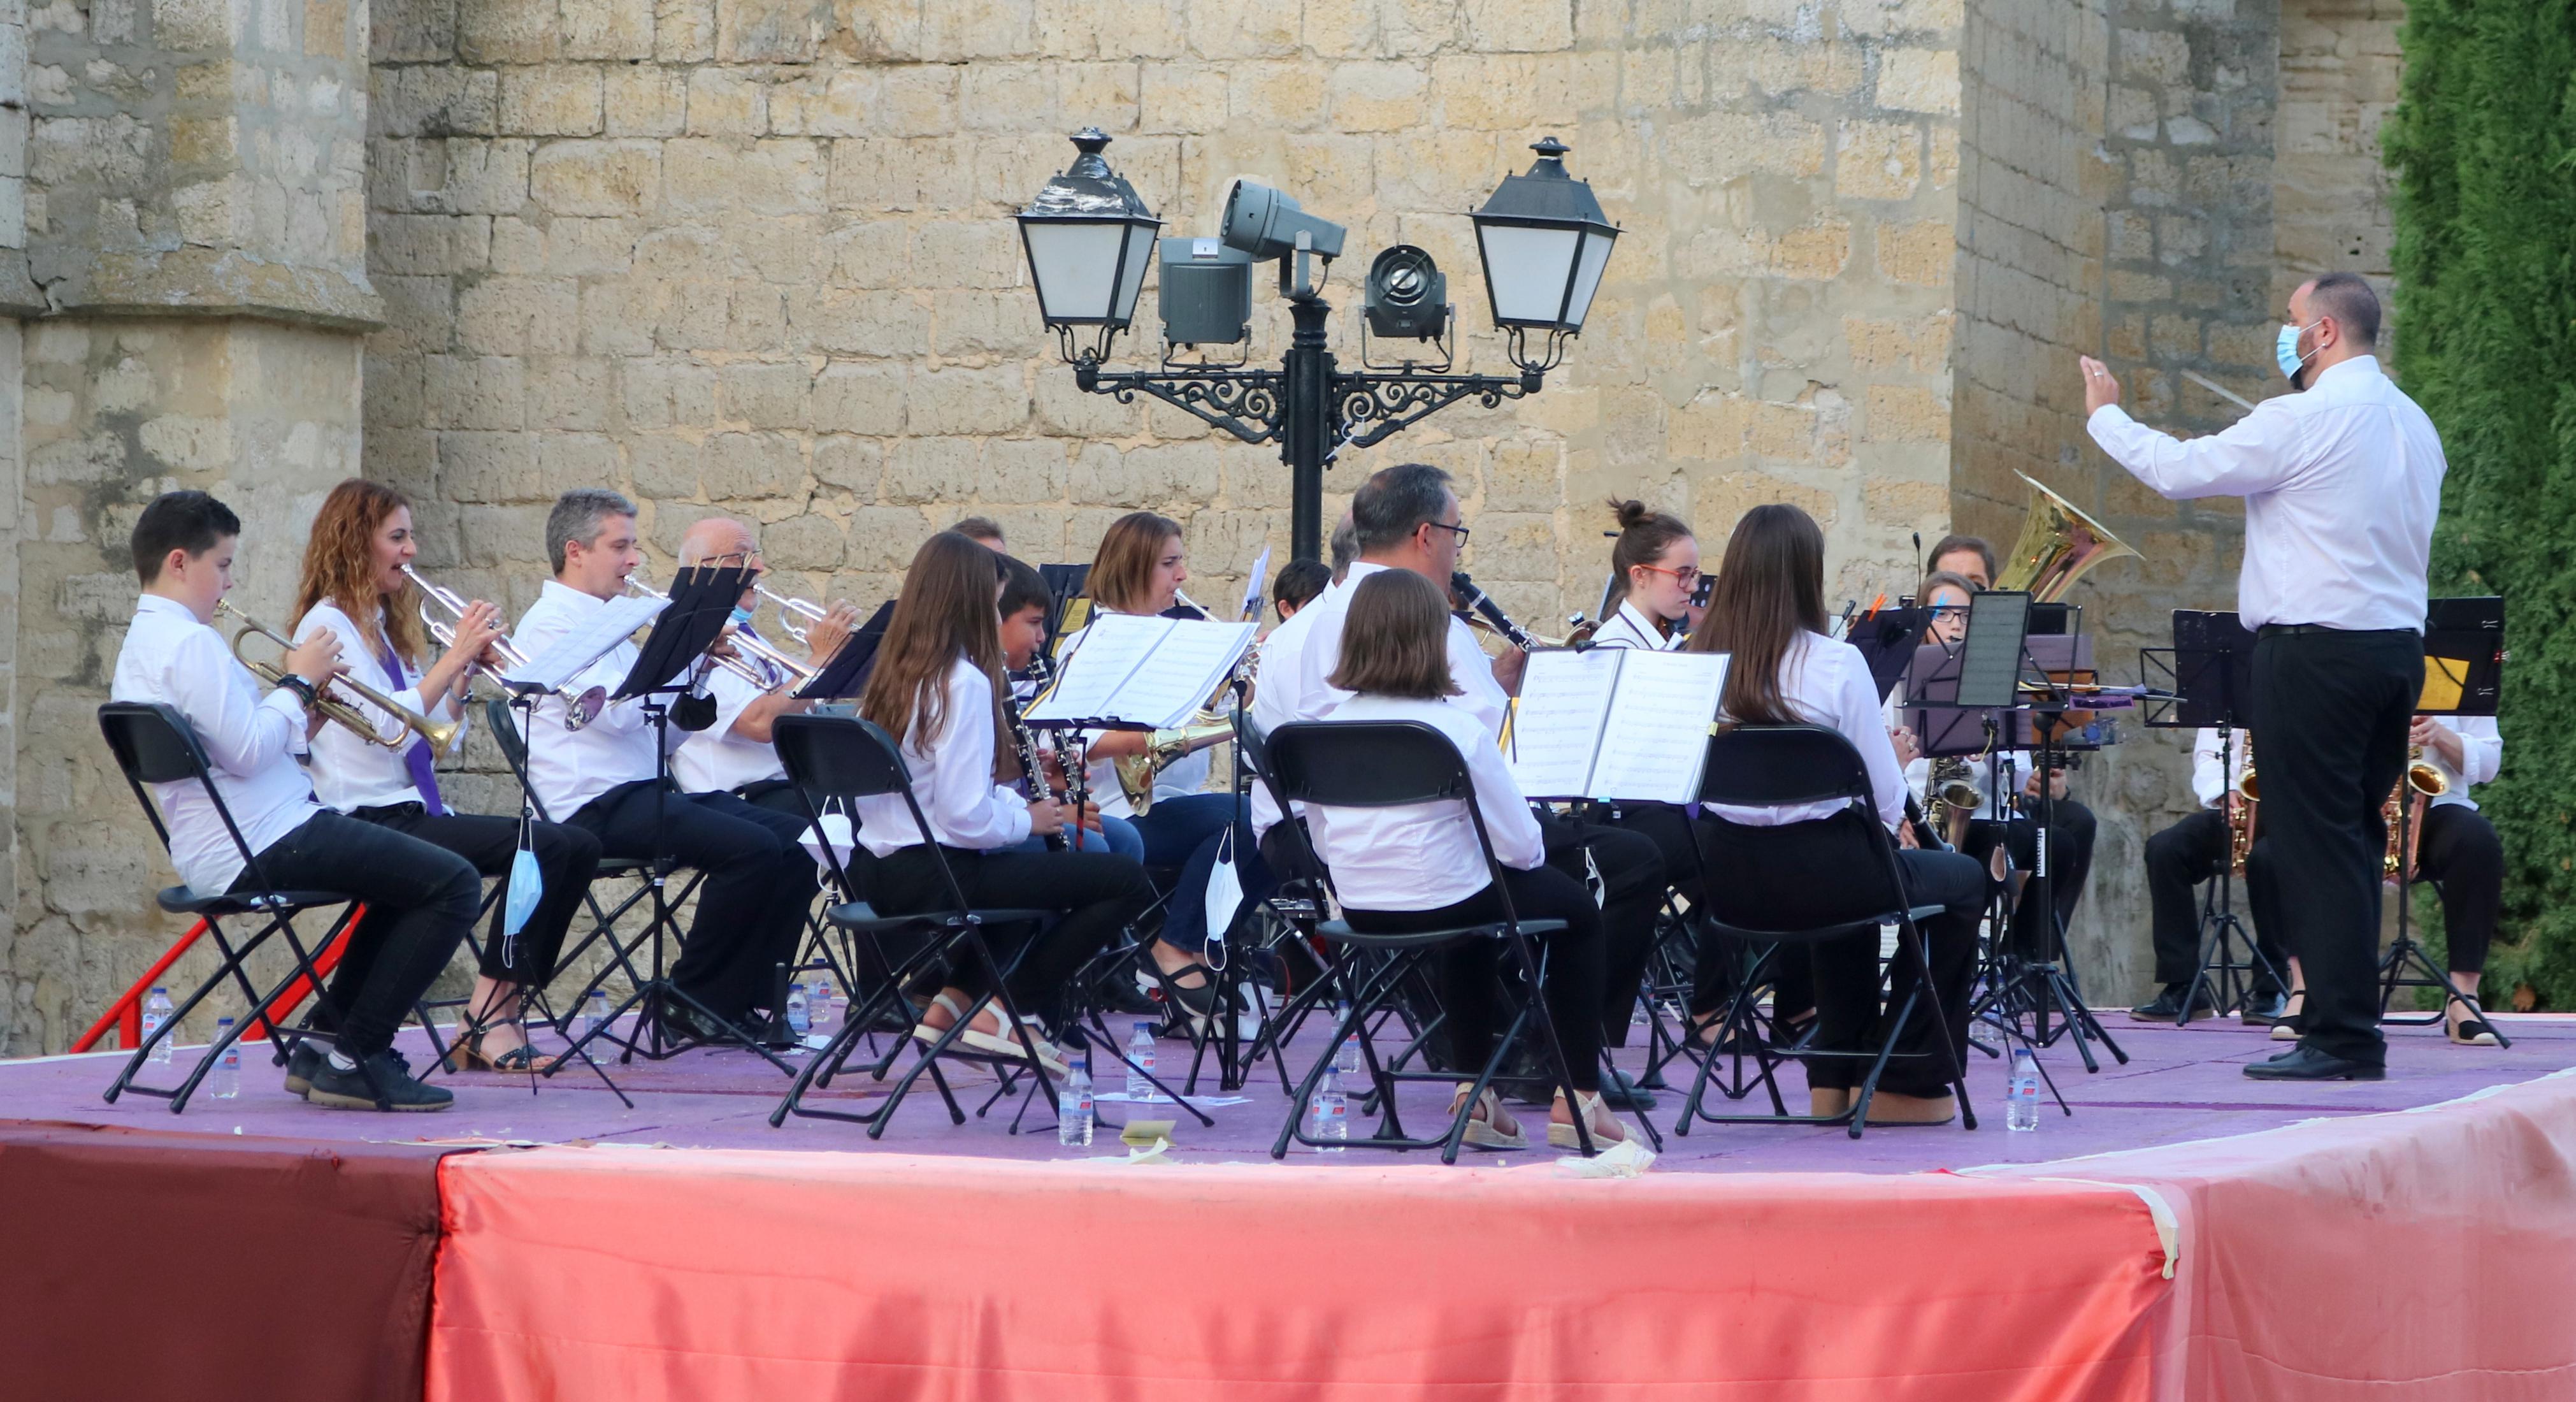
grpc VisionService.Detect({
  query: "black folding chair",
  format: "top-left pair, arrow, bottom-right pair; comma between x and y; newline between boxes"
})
1262,719 -> 1602,1163
1673,724 -> 1977,1139
96,702 -> 369,1111
766,714 -> 1062,1136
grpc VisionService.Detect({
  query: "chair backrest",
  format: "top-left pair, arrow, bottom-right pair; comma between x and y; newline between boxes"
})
1230,714 -> 1326,893
1694,723 -> 1876,809
486,696 -> 528,769
96,701 -> 274,893
773,713 -> 968,911
1265,719 -> 1516,923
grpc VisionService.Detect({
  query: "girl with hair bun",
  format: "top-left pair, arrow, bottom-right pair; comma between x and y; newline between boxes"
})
1591,497 -> 1698,651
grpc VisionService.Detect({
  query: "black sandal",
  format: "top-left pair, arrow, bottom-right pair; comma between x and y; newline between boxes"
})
458,1031 -> 560,1073
1143,958 -> 1220,1022
2447,1015 -> 2501,1048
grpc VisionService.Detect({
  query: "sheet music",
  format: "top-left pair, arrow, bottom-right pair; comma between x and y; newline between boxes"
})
1239,546 -> 1272,622
1506,649 -> 1623,799
1589,651 -> 1728,802
1025,614 -> 1255,727
506,593 -> 665,692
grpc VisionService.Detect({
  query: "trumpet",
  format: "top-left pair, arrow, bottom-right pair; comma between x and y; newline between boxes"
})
626,576 -> 819,691
401,566 -> 605,730
755,582 -> 828,646
219,601 -> 463,758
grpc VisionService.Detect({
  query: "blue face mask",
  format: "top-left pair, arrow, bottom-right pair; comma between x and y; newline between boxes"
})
729,605 -> 756,629
2275,320 -> 2321,382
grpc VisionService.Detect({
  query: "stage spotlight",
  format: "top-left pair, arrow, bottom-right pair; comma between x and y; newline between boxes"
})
1158,236 -> 1253,346
1363,245 -> 1448,340
1219,180 -> 1348,263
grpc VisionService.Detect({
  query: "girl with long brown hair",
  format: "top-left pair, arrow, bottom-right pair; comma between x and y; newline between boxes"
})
855,532 -> 1154,1073
291,478 -> 603,1072
1684,504 -> 1985,1124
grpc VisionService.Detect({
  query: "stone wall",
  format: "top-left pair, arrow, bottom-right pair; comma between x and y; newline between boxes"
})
2273,0 -> 2400,342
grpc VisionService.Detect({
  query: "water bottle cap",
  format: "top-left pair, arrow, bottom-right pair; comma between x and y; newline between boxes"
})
152,986 -> 168,994
1134,1020 -> 1152,1033
217,1016 -> 233,1027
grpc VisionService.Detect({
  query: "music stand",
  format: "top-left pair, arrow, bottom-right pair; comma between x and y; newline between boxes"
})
2379,596 -> 2508,1042
586,563 -> 798,1070
795,600 -> 891,702
2141,610 -> 2278,1024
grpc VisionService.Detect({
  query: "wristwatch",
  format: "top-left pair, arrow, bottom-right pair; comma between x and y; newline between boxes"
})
278,676 -> 319,707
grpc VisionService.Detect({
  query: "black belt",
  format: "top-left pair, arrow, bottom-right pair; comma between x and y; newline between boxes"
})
2255,624 -> 2417,639
352,800 -> 427,821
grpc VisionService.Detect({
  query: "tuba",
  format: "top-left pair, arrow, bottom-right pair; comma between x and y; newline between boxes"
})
1994,472 -> 2141,602
2382,744 -> 2451,883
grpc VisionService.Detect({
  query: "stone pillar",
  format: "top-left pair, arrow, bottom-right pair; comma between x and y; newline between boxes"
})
4,0 -> 376,1053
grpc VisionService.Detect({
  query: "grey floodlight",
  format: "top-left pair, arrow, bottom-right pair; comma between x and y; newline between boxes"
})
1158,236 -> 1253,346
1219,180 -> 1348,263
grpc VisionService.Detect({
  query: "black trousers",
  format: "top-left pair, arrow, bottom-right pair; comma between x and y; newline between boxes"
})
2145,807 -> 2287,989
1536,808 -> 1667,1046
1966,800 -> 2096,960
230,811 -> 482,1060
1690,813 -> 1984,1097
1343,864 -> 1607,1094
2249,627 -> 2423,1067
865,845 -> 1154,1014
2410,802 -> 2505,975
569,779 -> 816,1019
347,805 -> 604,986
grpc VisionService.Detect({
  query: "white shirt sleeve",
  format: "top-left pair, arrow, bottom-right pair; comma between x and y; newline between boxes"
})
294,607 -> 422,746
1838,649 -> 1910,830
2191,729 -> 2226,809
182,627 -> 312,774
1458,712 -> 1544,870
1446,621 -> 1510,736
2447,717 -> 2502,788
921,666 -> 1033,851
2087,398 -> 2308,500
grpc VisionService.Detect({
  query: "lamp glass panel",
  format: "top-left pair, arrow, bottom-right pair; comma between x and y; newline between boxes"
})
1028,221 -> 1126,322
1114,222 -> 1156,323
1476,224 -> 1581,326
1561,229 -> 1615,330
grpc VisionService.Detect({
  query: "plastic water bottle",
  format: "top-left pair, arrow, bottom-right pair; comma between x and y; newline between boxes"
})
807,974 -> 837,1037
785,983 -> 811,1037
143,987 -> 175,1064
1311,1069 -> 1348,1152
1125,1020 -> 1160,1102
1058,1054 -> 1095,1147
1333,999 -> 1362,1076
212,1016 -> 241,1100
580,988 -> 610,1046
1970,1012 -> 2003,1053
2007,1048 -> 2043,1132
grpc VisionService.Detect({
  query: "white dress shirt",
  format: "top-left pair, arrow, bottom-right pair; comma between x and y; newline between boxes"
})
2087,356 -> 2445,632
672,626 -> 790,795
854,657 -> 1033,857
1588,599 -> 1681,652
1058,609 -> 1214,820
2418,716 -> 2500,813
511,579 -> 682,819
291,602 -> 470,813
1304,693 -> 1544,912
2188,727 -> 2254,810
1708,632 -> 1908,830
1249,561 -> 1508,836
112,595 -> 324,894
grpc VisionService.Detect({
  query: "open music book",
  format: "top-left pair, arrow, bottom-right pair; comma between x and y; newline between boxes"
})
1025,612 -> 1258,728
505,593 -> 665,693
1506,648 -> 1729,802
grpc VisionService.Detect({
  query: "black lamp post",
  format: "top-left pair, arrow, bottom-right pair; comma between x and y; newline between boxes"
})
1017,131 -> 1618,565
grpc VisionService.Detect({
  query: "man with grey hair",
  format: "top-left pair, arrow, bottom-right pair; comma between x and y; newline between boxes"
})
670,514 -> 860,807
513,491 -> 820,1049
1327,511 -> 1359,583
1249,462 -> 1668,1109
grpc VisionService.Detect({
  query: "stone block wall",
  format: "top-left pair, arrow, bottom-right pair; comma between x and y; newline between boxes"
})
361,0 -> 1970,637
2273,0 -> 2399,340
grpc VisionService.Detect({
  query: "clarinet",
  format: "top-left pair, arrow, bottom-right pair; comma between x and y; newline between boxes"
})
1451,570 -> 1540,649
1005,655 -> 1069,852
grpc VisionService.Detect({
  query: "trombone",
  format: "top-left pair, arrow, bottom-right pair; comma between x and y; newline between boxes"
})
218,601 -> 464,758
401,565 -> 606,730
626,577 -> 819,691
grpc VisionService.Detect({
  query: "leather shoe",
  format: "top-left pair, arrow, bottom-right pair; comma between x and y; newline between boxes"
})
1596,1068 -> 1657,1113
652,994 -> 751,1047
2243,1044 -> 2384,1081
2239,990 -> 2289,1025
2128,983 -> 2212,1023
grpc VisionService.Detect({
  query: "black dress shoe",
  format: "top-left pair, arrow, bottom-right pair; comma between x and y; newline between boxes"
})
652,994 -> 745,1046
1597,1069 -> 1657,1113
2128,983 -> 2213,1023
2239,990 -> 2289,1026
2243,1044 -> 2384,1081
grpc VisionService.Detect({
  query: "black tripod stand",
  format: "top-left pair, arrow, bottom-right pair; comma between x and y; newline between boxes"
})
2374,792 -> 2512,1044
2177,726 -> 2281,1024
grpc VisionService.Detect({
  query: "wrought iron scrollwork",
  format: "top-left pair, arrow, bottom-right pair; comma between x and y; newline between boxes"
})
1331,373 -> 1534,451
1083,366 -> 1287,445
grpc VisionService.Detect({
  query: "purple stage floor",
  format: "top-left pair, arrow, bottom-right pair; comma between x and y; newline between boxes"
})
10,1009 -> 2574,1174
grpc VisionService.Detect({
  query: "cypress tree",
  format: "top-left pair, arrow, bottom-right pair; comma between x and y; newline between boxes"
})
2385,0 -> 2576,1007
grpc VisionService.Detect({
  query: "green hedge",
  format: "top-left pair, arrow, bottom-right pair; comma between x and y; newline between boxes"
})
2384,0 -> 2576,1008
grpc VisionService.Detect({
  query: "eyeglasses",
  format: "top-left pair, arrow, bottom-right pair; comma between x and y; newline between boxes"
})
1928,605 -> 1969,621
1636,563 -> 1701,586
1423,521 -> 1471,546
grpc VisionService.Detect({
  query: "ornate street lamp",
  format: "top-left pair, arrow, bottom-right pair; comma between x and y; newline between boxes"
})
1017,131 -> 1617,563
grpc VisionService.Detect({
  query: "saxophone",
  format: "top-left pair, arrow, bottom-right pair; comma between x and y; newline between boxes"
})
2227,734 -> 2257,876
1924,756 -> 1982,849
1005,654 -> 1069,852
2381,742 -> 2450,883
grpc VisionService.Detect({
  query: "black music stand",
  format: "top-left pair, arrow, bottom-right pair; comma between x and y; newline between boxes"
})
2378,596 -> 2508,1042
579,563 -> 797,1070
2141,609 -> 2279,1024
794,600 -> 890,704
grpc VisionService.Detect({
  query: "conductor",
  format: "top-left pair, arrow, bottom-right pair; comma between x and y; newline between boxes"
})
2080,271 -> 2444,1081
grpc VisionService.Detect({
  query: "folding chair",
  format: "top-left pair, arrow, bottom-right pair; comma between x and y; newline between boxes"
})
1262,719 -> 1602,1163
1673,724 -> 1978,1139
766,714 -> 1063,1136
96,702 -> 366,1112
